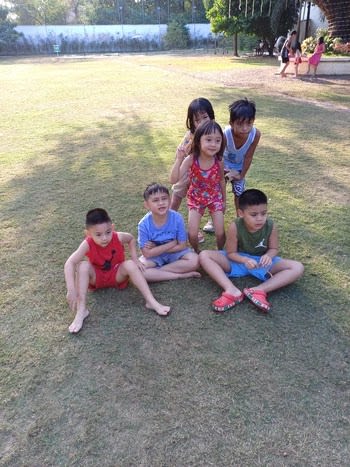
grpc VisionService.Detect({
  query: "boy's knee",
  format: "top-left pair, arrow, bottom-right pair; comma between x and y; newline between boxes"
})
125,259 -> 136,268
199,250 -> 211,264
78,261 -> 90,274
187,252 -> 199,267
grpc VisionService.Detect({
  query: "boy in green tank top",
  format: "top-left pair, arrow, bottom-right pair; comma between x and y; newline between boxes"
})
199,189 -> 304,312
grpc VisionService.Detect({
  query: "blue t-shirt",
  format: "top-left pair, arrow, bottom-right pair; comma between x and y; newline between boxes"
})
138,209 -> 188,249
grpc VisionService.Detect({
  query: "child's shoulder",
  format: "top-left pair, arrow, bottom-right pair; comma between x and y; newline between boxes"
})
168,209 -> 185,221
138,210 -> 152,225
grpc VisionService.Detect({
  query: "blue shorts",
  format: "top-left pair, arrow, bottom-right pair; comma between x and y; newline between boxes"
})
219,251 -> 281,281
224,169 -> 245,197
230,178 -> 245,197
149,248 -> 192,267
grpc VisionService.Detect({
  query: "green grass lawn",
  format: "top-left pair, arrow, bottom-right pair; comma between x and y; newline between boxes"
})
1,53 -> 349,466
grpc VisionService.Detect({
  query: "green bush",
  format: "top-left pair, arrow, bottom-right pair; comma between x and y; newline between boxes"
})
164,17 -> 190,50
302,28 -> 342,55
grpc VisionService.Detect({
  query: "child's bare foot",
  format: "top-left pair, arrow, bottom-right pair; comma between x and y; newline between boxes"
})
146,301 -> 171,317
69,309 -> 89,334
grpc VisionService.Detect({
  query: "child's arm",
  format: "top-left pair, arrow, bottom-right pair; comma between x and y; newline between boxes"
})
141,239 -> 178,258
64,240 -> 89,310
178,154 -> 193,183
259,225 -> 279,267
239,129 -> 261,180
225,223 -> 259,269
118,232 -> 145,270
169,131 -> 192,184
219,160 -> 226,212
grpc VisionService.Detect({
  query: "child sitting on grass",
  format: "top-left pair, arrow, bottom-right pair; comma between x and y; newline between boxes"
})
138,182 -> 200,281
199,189 -> 304,313
64,208 -> 170,334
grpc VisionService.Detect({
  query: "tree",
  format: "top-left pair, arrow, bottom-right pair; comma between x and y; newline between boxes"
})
206,0 -> 299,56
315,0 -> 350,42
13,0 -> 71,25
0,6 -> 22,53
206,0 -> 247,56
164,15 -> 190,48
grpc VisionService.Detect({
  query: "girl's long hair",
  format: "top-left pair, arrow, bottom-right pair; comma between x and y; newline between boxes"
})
186,98 -> 215,134
191,120 -> 225,161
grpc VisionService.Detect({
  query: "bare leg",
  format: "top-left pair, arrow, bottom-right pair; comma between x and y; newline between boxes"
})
234,195 -> 240,216
69,261 -> 94,334
279,62 -> 289,77
211,211 -> 226,250
170,194 -> 182,211
199,250 -> 242,298
188,209 -> 202,253
117,260 -> 170,316
250,259 -> 304,294
141,252 -> 200,282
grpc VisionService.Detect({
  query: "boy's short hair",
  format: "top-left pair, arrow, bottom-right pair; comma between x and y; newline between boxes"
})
143,182 -> 169,200
238,189 -> 268,210
229,98 -> 256,123
86,208 -> 111,227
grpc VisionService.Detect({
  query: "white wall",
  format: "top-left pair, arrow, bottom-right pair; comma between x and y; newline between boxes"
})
15,23 -> 212,44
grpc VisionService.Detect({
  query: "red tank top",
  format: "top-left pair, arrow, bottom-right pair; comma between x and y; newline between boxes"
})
86,232 -> 125,271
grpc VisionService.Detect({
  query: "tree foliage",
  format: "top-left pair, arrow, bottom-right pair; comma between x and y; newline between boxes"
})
206,0 -> 299,54
13,0 -> 71,25
164,15 -> 190,48
0,6 -> 22,52
11,0 -> 209,25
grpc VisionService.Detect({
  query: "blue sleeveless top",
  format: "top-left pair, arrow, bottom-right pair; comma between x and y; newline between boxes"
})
223,126 -> 257,171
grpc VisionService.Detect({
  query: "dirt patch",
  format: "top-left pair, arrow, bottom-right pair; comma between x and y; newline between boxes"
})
194,57 -> 350,112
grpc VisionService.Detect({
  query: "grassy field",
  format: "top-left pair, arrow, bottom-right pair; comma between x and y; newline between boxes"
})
1,53 -> 349,466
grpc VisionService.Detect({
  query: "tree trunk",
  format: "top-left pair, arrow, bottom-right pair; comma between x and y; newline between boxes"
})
232,32 -> 239,57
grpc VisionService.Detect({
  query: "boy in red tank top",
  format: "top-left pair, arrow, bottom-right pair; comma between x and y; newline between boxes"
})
64,208 -> 170,334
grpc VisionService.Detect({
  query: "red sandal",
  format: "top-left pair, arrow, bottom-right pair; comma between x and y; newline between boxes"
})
212,292 -> 244,312
243,288 -> 271,313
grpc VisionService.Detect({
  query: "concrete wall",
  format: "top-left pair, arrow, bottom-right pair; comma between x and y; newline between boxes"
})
15,23 -> 212,44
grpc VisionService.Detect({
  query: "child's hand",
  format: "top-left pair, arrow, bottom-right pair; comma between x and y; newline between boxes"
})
259,254 -> 272,268
244,257 -> 258,269
225,169 -> 240,182
134,258 -> 146,272
176,145 -> 187,161
66,290 -> 77,311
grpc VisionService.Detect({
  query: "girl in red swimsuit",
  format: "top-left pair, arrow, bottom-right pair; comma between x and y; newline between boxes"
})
179,120 -> 226,253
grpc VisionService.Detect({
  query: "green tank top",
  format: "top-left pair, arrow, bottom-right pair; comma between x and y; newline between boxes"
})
235,217 -> 273,256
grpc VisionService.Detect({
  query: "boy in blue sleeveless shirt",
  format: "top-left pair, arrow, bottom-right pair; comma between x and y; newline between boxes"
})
199,189 -> 303,312
203,98 -> 260,233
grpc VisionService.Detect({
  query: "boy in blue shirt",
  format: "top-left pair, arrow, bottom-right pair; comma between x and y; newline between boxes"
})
138,183 -> 200,281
